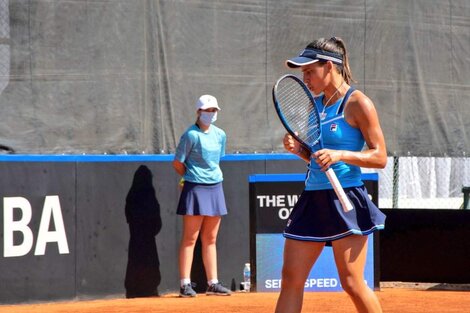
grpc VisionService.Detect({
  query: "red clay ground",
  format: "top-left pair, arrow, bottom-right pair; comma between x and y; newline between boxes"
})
0,288 -> 469,313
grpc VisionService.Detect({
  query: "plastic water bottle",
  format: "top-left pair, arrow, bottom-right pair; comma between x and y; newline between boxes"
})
243,263 -> 251,292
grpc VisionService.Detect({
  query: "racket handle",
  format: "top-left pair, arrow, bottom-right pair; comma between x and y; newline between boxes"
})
325,168 -> 354,212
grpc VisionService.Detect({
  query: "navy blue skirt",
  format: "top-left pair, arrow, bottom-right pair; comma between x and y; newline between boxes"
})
284,185 -> 385,242
177,181 -> 227,216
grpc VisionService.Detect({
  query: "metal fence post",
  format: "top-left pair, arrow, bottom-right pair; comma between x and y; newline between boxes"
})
462,187 -> 470,210
392,156 -> 399,209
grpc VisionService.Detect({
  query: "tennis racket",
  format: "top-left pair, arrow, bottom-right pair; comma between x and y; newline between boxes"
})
272,74 -> 354,212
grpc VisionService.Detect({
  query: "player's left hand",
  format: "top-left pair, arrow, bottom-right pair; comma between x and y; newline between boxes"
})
313,149 -> 343,171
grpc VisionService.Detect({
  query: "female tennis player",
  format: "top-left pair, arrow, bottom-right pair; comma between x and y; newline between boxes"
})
173,95 -> 231,297
275,37 -> 387,313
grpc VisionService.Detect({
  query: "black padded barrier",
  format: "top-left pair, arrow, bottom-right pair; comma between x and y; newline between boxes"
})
1,155 -> 469,304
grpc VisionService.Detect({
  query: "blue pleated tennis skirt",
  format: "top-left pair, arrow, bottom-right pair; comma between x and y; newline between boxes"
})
177,181 -> 227,216
284,185 -> 385,242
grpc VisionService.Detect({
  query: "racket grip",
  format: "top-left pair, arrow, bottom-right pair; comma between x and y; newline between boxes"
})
325,168 -> 354,212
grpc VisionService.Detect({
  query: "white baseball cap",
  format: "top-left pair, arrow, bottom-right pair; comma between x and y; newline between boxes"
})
196,95 -> 221,111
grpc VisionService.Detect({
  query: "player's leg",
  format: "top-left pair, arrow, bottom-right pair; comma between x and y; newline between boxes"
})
179,215 -> 204,281
332,235 -> 382,313
275,239 -> 325,313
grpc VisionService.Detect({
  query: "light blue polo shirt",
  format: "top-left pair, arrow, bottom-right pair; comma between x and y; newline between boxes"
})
175,124 -> 226,184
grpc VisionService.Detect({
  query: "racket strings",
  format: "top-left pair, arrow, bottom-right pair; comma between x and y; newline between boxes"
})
275,79 -> 321,146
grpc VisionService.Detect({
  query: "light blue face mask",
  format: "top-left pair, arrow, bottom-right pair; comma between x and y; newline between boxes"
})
199,111 -> 217,126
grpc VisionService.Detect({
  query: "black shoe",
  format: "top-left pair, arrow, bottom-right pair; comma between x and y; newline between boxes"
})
179,282 -> 197,298
206,282 -> 231,296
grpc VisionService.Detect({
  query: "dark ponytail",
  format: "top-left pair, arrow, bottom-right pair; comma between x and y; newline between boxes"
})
306,37 -> 355,84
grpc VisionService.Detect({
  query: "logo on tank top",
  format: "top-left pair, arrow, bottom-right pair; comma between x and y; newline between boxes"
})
330,123 -> 338,132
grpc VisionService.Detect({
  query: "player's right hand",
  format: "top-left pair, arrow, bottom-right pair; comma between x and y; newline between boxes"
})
283,133 -> 301,154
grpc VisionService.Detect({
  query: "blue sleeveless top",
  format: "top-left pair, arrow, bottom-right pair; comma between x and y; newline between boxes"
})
305,88 -> 365,190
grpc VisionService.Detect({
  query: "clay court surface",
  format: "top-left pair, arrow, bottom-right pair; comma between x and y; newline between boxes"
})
1,288 -> 469,313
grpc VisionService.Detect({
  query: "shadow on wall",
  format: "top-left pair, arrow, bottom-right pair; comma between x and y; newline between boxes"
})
124,165 -> 162,298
